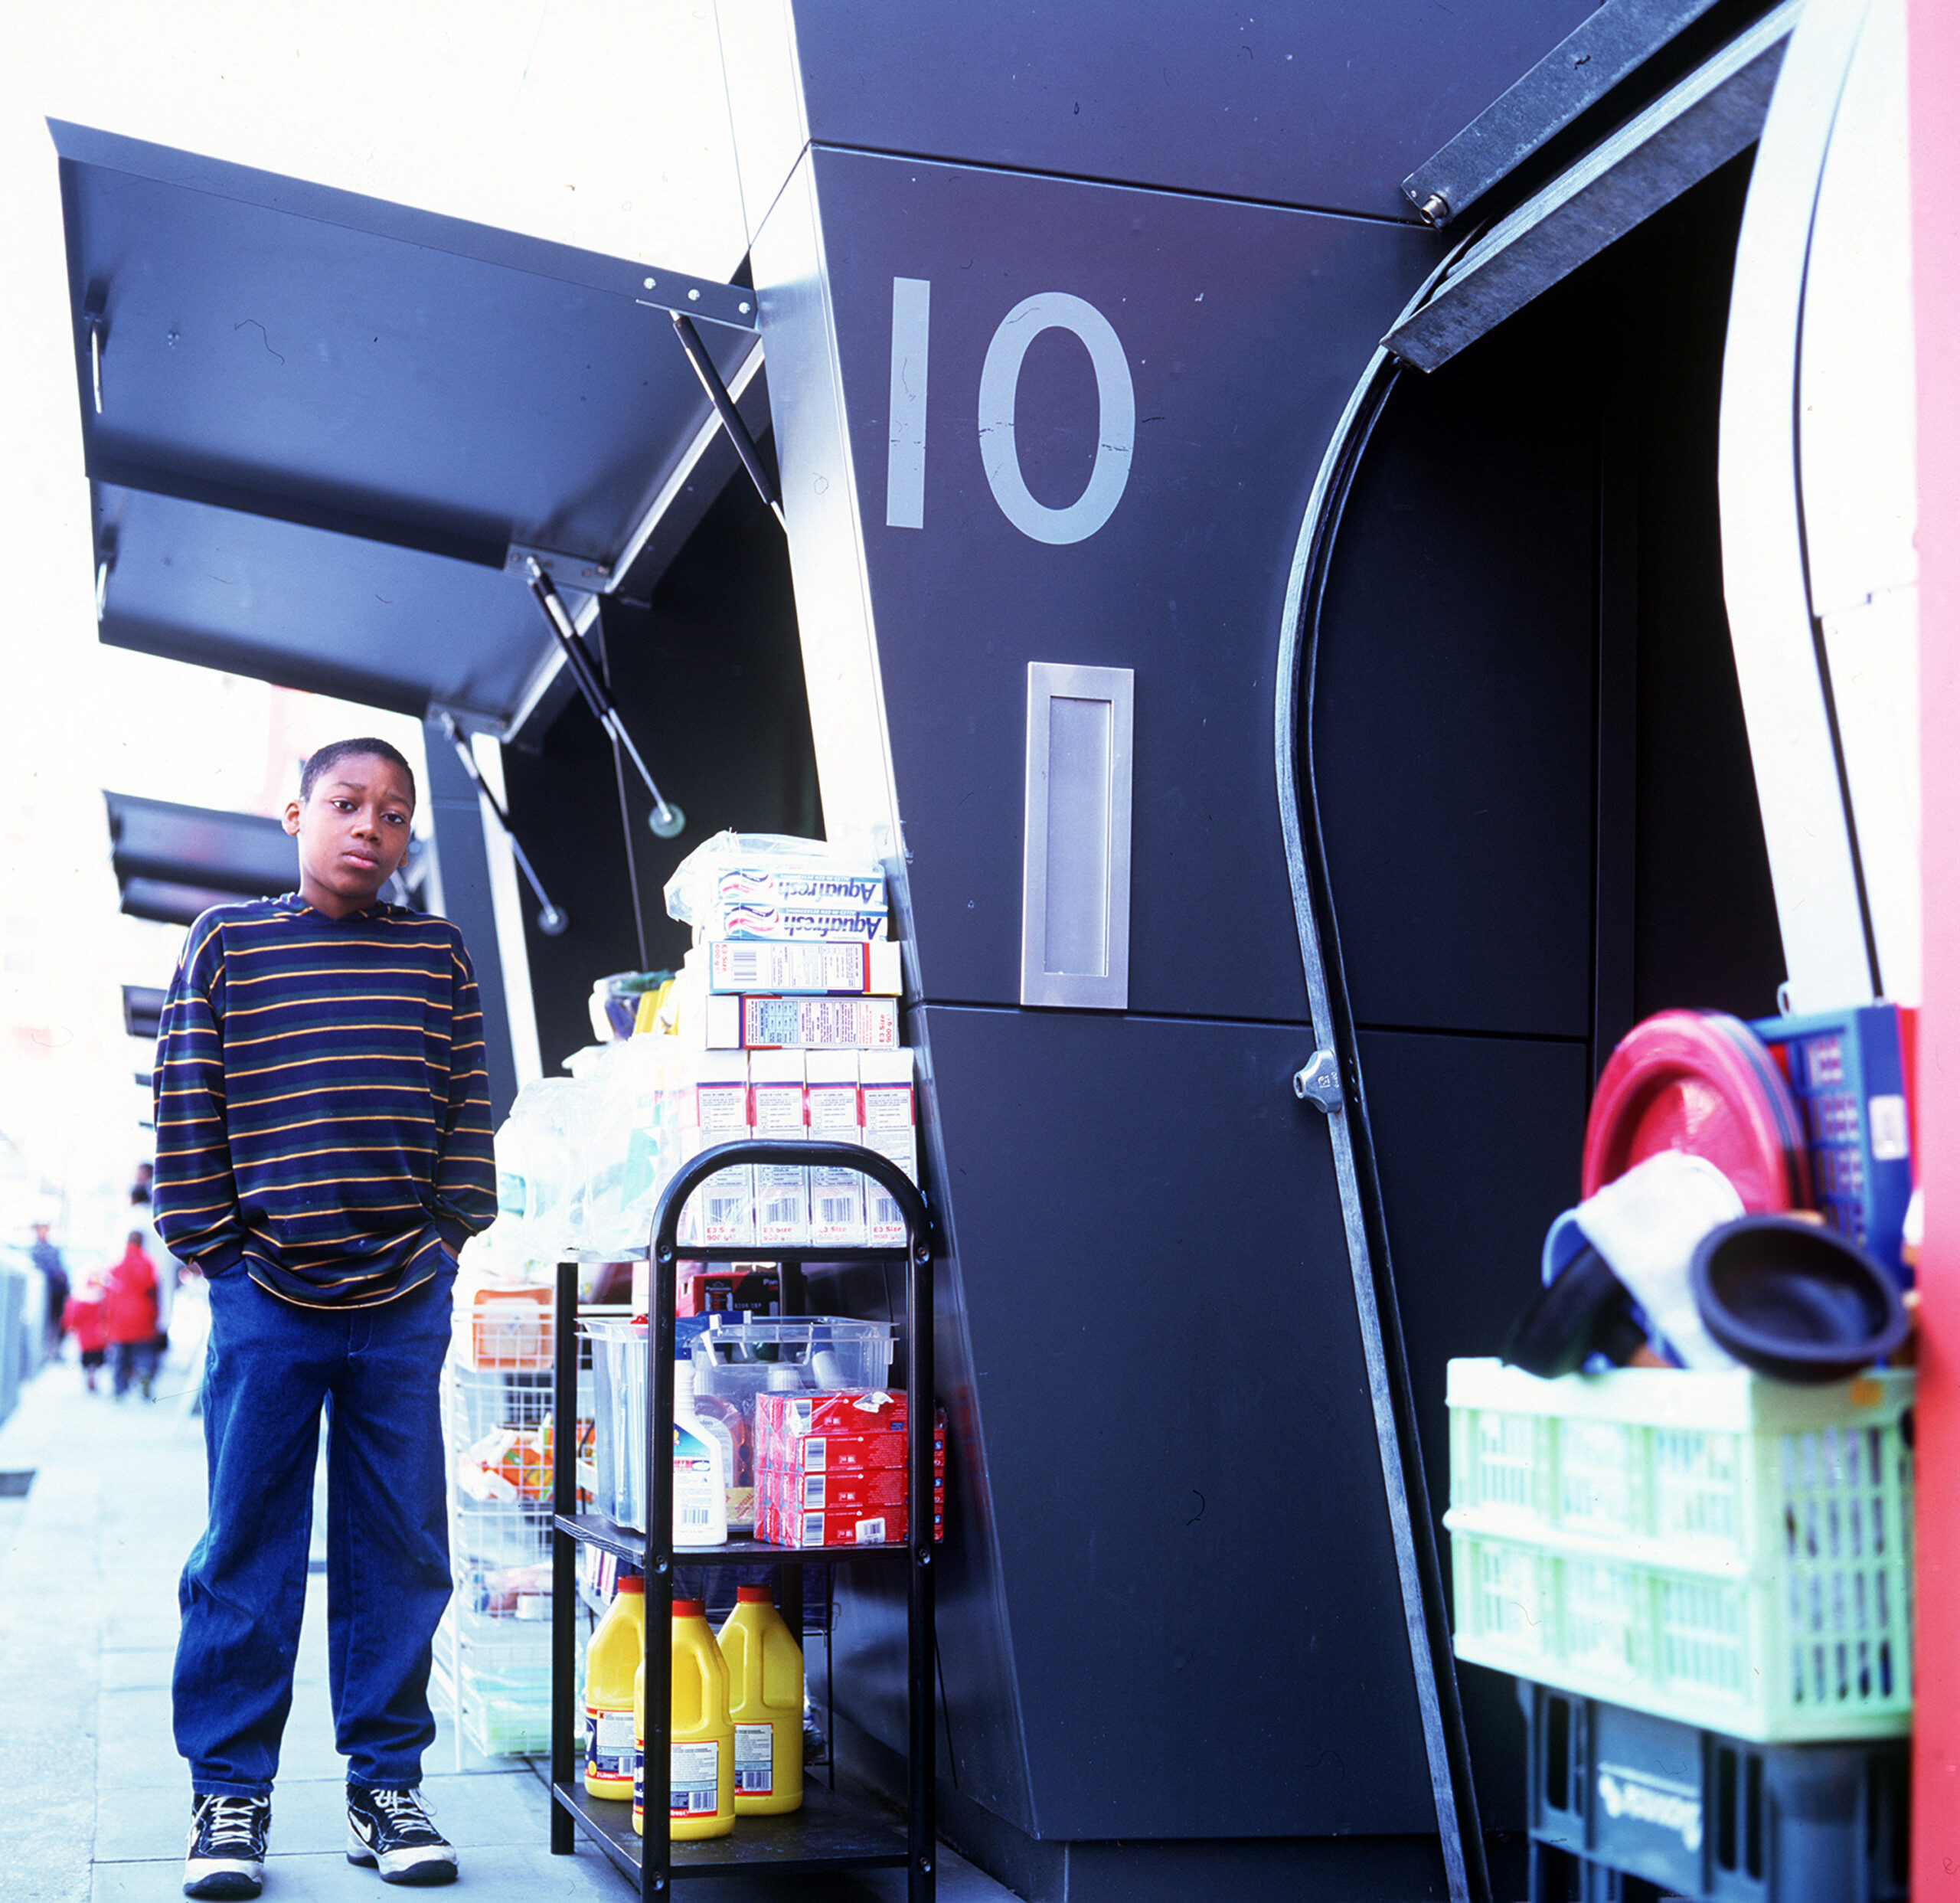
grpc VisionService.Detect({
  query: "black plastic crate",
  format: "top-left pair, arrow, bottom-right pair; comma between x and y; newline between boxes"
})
1519,1680 -> 1908,1903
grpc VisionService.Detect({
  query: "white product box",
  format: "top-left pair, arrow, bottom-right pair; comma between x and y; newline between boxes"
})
749,1049 -> 808,1249
697,869 -> 887,944
677,1051 -> 753,1247
702,995 -> 900,1051
859,1048 -> 917,1247
665,835 -> 888,941
707,940 -> 900,996
706,903 -> 889,943
805,1051 -> 867,1248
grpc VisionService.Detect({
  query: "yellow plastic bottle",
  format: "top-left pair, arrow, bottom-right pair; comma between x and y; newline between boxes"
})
667,1598 -> 736,1839
717,1586 -> 804,1814
632,1658 -> 646,1836
583,1574 -> 645,1800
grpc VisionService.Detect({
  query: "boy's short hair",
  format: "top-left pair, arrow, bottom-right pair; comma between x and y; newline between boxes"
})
299,737 -> 416,807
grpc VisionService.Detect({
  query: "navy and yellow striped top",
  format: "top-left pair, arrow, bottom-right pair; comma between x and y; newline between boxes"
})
152,894 -> 498,1308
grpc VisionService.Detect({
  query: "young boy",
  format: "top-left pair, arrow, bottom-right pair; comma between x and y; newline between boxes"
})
154,739 -> 496,1898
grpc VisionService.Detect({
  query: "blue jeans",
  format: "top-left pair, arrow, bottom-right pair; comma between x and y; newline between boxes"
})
111,1339 -> 158,1397
174,1267 -> 454,1797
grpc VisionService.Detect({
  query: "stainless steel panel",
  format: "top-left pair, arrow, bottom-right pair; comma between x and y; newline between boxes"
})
1019,662 -> 1132,1009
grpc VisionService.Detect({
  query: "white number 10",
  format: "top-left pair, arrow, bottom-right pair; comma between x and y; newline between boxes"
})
885,276 -> 1135,546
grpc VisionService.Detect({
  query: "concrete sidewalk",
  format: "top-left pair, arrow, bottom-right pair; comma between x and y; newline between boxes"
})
0,1340 -> 1011,1903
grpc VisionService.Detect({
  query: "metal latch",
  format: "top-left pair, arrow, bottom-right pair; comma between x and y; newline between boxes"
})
1292,1050 -> 1343,1114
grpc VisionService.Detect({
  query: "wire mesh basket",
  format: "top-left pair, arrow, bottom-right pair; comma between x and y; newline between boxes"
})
435,1318 -> 591,1758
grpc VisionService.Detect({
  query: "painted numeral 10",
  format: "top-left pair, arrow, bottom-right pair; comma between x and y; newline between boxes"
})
885,276 -> 1136,546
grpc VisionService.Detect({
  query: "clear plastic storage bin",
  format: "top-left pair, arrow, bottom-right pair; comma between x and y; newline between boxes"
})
1446,1357 -> 1915,1742
586,1314 -> 893,1533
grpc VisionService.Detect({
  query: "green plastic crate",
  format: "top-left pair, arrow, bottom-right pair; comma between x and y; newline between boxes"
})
1445,1358 -> 1914,1742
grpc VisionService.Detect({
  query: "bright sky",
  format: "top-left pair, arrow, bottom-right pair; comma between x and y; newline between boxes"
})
0,1 -> 746,1256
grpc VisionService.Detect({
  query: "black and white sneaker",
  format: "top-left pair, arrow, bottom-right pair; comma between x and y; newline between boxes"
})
185,1793 -> 270,1899
345,1786 -> 458,1886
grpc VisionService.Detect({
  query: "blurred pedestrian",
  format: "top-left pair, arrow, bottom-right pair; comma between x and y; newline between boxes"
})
129,1171 -> 178,1353
30,1221 -> 69,1363
64,1274 -> 109,1391
104,1230 -> 161,1401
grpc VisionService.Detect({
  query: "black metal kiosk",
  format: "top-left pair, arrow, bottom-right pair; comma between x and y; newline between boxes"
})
51,6 -> 1837,1896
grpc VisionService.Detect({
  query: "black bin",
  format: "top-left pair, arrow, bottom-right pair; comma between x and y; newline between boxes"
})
1518,1679 -> 1908,1902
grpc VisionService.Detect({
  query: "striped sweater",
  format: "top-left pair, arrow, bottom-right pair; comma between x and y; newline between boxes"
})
152,894 -> 498,1308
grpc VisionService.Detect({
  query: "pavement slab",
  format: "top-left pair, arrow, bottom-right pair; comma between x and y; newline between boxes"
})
0,1347 -> 1019,1903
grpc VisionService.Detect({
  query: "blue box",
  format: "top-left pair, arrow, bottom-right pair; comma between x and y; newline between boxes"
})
1749,1005 -> 1914,1284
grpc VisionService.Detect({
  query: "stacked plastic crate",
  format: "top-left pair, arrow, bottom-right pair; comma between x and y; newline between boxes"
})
1449,1005 -> 1919,1900
1447,1359 -> 1913,1900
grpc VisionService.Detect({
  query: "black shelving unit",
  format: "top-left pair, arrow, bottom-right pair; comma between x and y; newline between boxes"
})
549,1138 -> 937,1901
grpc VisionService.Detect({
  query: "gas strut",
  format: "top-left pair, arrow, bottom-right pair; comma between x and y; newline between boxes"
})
438,712 -> 570,935
521,557 -> 686,839
670,312 -> 786,531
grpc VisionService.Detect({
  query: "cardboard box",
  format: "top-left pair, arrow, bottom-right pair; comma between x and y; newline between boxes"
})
805,1051 -> 867,1247
749,1049 -> 808,1248
698,871 -> 887,944
675,1267 -> 781,1318
772,1464 -> 910,1512
756,1462 -> 942,1529
760,1423 -> 938,1476
676,1051 -> 753,1247
859,1048 -> 918,1247
754,1388 -> 903,1465
707,939 -> 900,996
756,1489 -> 908,1548
712,904 -> 889,941
753,1391 -> 945,1472
755,1486 -> 944,1548
703,994 -> 900,1051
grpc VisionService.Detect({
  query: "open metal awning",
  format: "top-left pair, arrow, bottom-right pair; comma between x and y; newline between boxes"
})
105,790 -> 434,925
54,121 -> 763,730
106,790 -> 298,926
122,986 -> 165,1041
1385,0 -> 1796,371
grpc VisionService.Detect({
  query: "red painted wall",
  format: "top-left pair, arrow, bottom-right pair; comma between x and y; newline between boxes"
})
1910,4 -> 1960,1892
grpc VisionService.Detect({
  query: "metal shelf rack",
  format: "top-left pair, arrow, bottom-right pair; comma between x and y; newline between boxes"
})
548,1138 -> 937,1901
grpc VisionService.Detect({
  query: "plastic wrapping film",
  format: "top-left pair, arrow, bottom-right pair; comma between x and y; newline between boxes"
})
662,831 -> 888,942
489,1041 -> 917,1257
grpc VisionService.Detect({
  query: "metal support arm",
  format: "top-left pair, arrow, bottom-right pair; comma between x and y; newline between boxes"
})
437,712 -> 569,935
520,560 -> 685,839
670,312 -> 786,531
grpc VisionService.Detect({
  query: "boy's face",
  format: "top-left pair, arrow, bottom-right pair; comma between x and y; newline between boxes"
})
284,756 -> 416,918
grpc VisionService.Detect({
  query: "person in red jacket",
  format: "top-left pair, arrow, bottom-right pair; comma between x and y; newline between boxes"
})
64,1277 -> 110,1392
103,1231 -> 161,1402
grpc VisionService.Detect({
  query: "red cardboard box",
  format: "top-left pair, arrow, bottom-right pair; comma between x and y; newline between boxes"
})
756,1495 -> 943,1548
753,1391 -> 946,1472
755,1469 -> 946,1548
751,1393 -> 949,1547
676,1267 -> 781,1319
769,1464 -> 910,1512
756,1491 -> 906,1548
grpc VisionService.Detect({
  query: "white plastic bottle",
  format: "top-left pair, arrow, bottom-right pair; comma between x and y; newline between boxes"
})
673,1351 -> 729,1548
